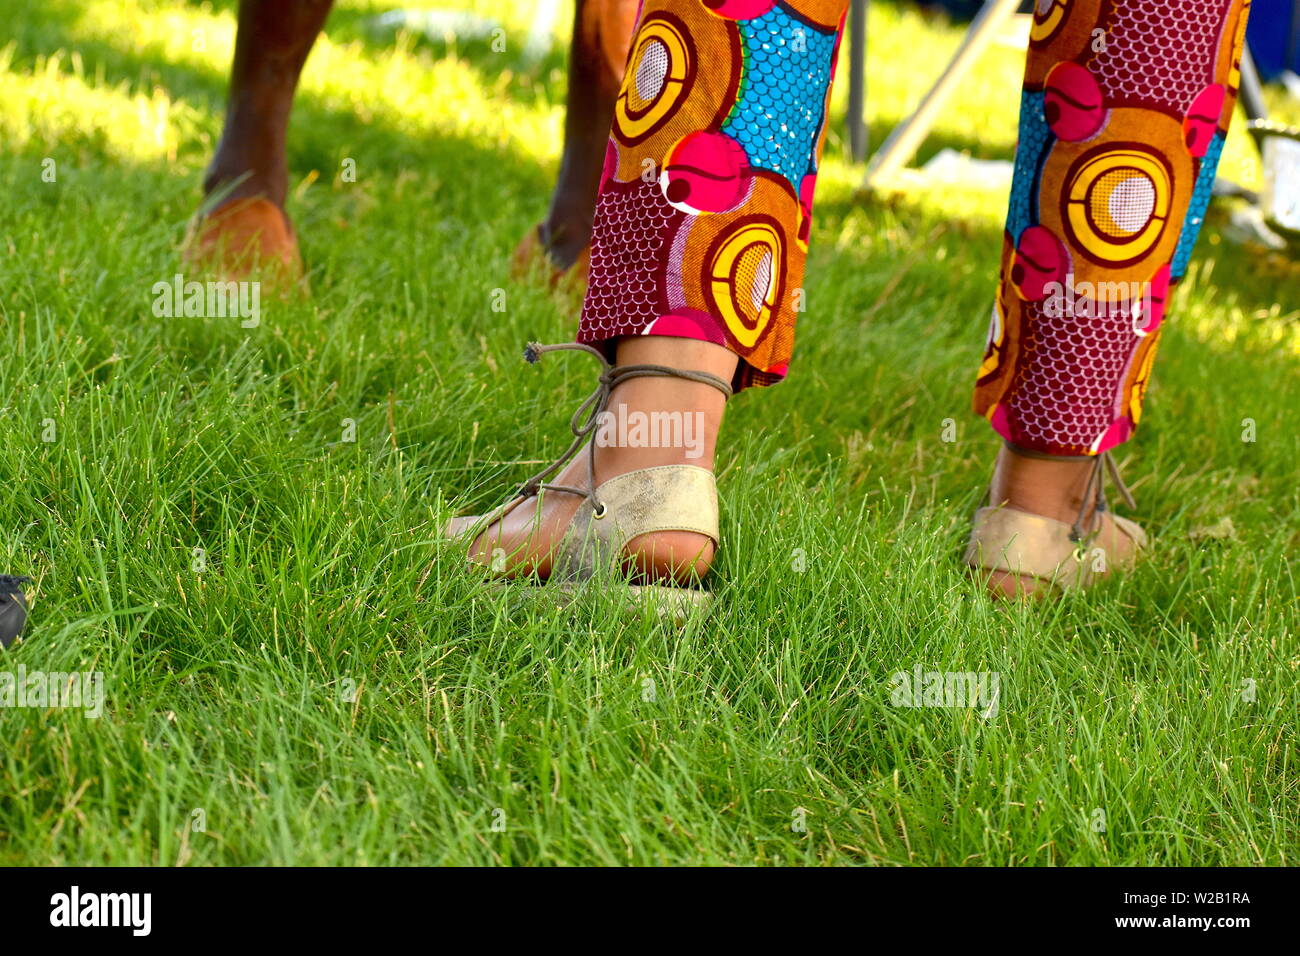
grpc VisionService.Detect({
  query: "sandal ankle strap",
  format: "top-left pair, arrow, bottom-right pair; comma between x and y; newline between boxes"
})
511,341 -> 731,520
1003,440 -> 1137,542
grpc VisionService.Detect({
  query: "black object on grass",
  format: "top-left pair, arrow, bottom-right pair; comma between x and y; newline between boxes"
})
0,575 -> 30,648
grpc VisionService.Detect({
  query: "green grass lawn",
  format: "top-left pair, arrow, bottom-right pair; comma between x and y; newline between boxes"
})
1,0 -> 1297,866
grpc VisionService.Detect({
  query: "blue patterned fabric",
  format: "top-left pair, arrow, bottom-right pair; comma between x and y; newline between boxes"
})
1004,90 -> 1054,244
721,4 -> 838,192
1171,130 -> 1224,280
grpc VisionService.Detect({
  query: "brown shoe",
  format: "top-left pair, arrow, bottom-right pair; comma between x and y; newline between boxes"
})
183,197 -> 303,288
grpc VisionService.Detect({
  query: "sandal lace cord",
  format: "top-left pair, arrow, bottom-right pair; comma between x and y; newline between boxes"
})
517,342 -> 732,519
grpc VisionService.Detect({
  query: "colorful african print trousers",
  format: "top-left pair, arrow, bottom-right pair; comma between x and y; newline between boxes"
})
575,0 -> 1252,455
576,0 -> 848,388
975,0 -> 1252,456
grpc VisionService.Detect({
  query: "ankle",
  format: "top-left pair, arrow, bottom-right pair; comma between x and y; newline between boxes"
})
593,390 -> 723,480
591,338 -> 735,482
202,162 -> 288,209
204,127 -> 289,207
535,218 -> 592,271
990,443 -> 1096,526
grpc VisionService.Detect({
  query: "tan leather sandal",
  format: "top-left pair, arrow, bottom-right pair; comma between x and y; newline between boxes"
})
964,443 -> 1148,593
444,341 -> 731,618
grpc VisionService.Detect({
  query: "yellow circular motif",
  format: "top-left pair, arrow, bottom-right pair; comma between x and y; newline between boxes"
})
1030,0 -> 1070,42
1065,148 -> 1171,264
1129,335 -> 1159,423
708,222 -> 783,349
614,17 -> 693,144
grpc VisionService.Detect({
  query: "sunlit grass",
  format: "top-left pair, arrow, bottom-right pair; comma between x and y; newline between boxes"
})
12,0 -> 561,162
0,46 -> 200,162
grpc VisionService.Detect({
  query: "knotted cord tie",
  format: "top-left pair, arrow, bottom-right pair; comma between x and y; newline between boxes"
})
517,342 -> 733,517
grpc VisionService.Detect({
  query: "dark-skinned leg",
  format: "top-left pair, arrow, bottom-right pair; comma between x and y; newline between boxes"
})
187,0 -> 334,280
513,0 -> 638,284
